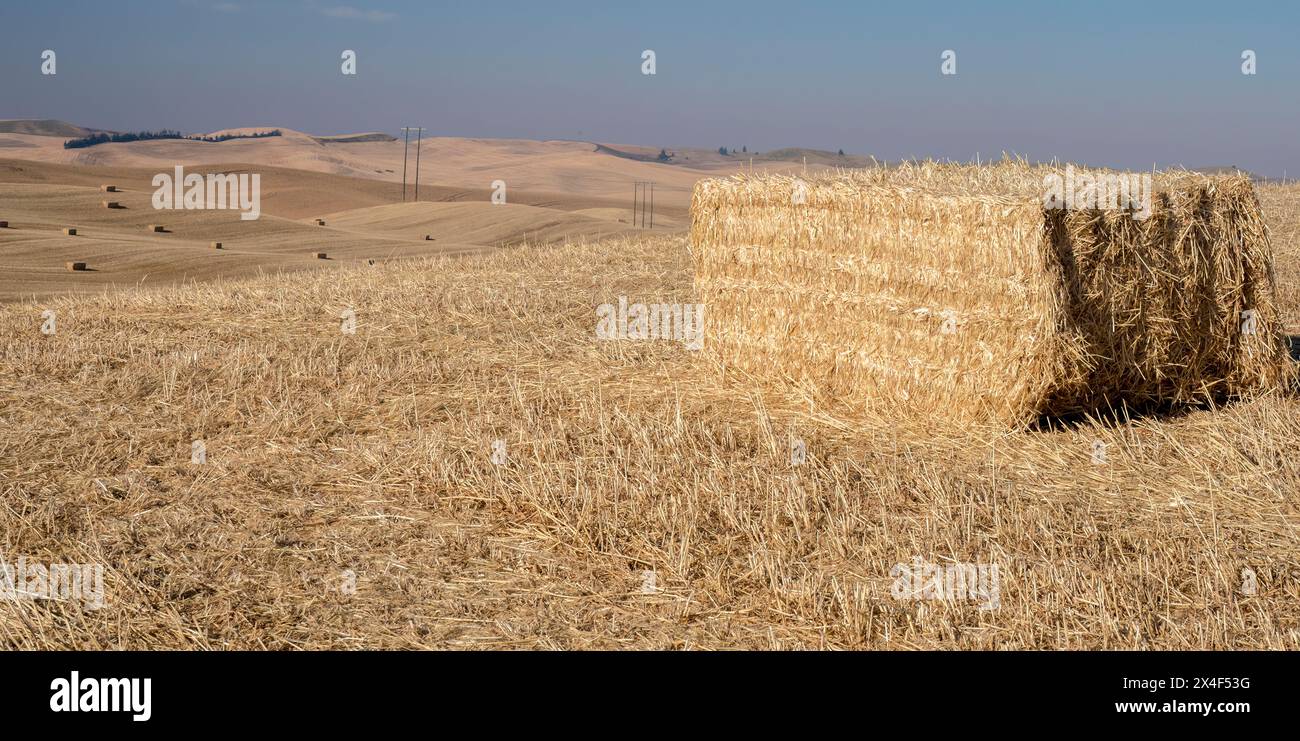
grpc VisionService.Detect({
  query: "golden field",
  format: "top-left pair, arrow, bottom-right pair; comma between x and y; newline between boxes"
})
1,174 -> 1297,646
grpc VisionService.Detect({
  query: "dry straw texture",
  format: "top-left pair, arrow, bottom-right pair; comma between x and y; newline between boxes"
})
1,229 -> 1298,649
692,162 -> 1294,427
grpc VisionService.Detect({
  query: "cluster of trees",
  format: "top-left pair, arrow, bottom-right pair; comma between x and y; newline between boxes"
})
191,129 -> 281,143
717,146 -> 848,157
64,129 -> 281,150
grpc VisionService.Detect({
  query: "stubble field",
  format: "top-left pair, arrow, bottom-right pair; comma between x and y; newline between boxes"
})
1,182 -> 1297,648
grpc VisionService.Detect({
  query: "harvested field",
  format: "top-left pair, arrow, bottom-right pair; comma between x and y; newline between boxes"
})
1,226 -> 1297,649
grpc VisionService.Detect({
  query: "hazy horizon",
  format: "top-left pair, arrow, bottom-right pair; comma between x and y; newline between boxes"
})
3,0 -> 1298,177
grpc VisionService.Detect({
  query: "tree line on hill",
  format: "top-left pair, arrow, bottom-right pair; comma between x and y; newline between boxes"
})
719,146 -> 847,157
64,129 -> 282,149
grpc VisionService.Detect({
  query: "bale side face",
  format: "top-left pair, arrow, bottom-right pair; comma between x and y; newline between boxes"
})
692,174 -> 1061,426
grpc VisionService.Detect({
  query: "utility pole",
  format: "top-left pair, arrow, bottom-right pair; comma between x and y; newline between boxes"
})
400,127 -> 413,201
633,181 -> 655,229
412,127 -> 426,202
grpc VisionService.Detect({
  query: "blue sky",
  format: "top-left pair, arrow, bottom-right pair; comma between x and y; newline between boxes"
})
2,0 -> 1297,176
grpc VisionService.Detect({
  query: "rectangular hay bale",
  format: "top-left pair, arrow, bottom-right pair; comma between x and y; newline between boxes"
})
312,252 -> 327,259
690,162 -> 1294,427
148,224 -> 165,232
66,261 -> 86,271
62,228 -> 77,236
210,241 -> 223,249
102,201 -> 119,209
100,185 -> 118,192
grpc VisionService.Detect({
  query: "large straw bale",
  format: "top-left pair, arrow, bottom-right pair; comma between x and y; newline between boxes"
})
691,161 -> 1293,426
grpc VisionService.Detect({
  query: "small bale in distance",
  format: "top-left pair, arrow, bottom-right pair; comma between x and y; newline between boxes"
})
102,201 -> 120,209
313,252 -> 327,259
100,185 -> 118,192
62,227 -> 77,236
210,241 -> 223,249
148,224 -> 165,232
0,221 -> 8,228
65,261 -> 86,271
315,219 -> 326,226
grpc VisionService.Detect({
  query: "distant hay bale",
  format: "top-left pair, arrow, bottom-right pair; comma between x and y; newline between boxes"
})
315,219 -> 326,226
0,221 -> 8,228
100,185 -> 117,192
424,235 -> 433,241
312,252 -> 327,259
148,224 -> 165,232
62,227 -> 77,236
210,241 -> 223,249
65,261 -> 86,271
691,161 -> 1294,427
101,201 -> 120,209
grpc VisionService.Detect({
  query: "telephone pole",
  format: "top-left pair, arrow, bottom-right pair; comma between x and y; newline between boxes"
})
413,127 -> 425,201
399,126 -> 425,202
633,181 -> 655,229
400,127 -> 411,201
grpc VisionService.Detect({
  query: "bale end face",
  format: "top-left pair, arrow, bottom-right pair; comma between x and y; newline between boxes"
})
65,261 -> 86,271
